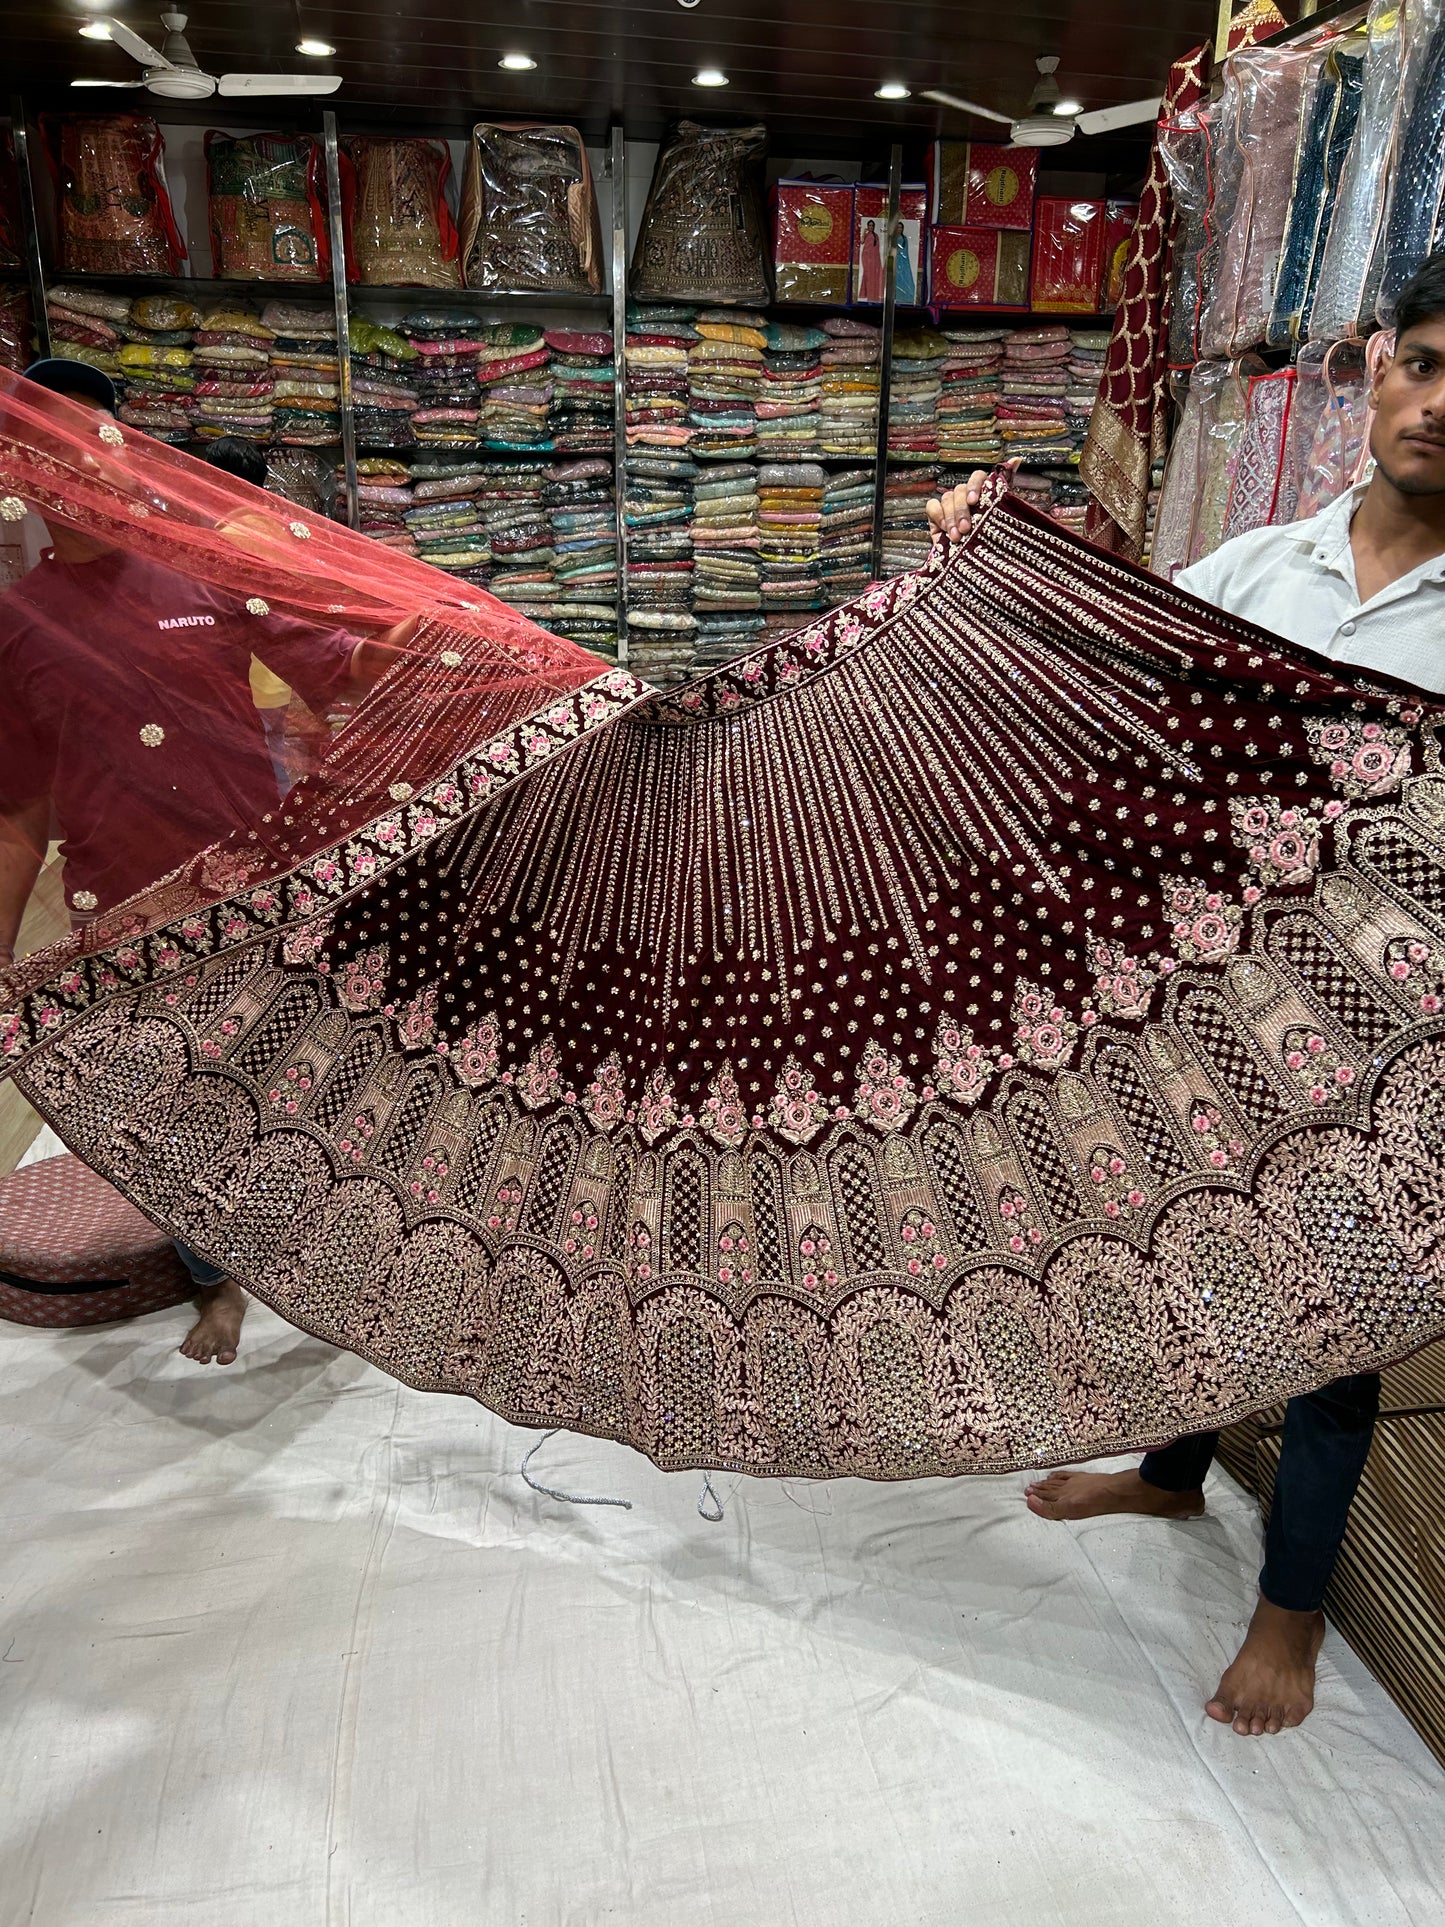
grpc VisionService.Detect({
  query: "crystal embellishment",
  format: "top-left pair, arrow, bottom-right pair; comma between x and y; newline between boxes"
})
0,496 -> 25,522
389,781 -> 415,802
246,597 -> 270,616
139,723 -> 165,747
288,521 -> 311,539
71,890 -> 98,911
98,423 -> 124,446
440,650 -> 463,669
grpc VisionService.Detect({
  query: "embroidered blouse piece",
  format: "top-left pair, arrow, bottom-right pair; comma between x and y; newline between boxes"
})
7,453 -> 1445,1480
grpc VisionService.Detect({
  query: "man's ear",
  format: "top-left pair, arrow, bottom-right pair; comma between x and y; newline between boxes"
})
1366,328 -> 1397,408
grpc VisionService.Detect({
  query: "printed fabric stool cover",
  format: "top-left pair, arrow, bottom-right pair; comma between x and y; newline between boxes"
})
0,1153 -> 192,1328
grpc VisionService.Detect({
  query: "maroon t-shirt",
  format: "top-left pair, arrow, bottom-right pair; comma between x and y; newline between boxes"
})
0,549 -> 359,914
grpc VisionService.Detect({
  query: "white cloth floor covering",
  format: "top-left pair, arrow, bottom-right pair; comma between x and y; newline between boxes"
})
1,1299 -> 1443,1925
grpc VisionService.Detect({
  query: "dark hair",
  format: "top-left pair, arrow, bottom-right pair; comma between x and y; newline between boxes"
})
1394,251 -> 1445,337
200,436 -> 267,487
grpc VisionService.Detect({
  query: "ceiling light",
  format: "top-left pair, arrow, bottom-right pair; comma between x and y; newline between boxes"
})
499,52 -> 537,71
875,82 -> 910,100
693,68 -> 729,87
296,38 -> 335,57
1054,97 -> 1082,116
78,21 -> 112,39
70,77 -> 119,86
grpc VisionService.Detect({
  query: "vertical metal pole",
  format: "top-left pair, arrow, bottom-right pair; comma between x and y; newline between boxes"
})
323,110 -> 358,532
1215,0 -> 1236,63
610,123 -> 629,667
869,143 -> 902,584
9,97 -> 50,361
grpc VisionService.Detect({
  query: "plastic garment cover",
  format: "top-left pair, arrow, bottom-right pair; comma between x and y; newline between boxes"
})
1149,358 -> 1264,579
1198,40 -> 1322,359
1377,1 -> 1445,323
1220,366 -> 1298,542
0,131 -> 23,273
1267,38 -> 1367,348
1159,107 -> 1215,368
631,123 -> 771,305
45,114 -> 184,277
346,138 -> 461,289
0,287 -> 31,376
1288,337 -> 1373,518
6,439 -> 1445,1480
459,125 -> 602,294
204,133 -> 327,283
1309,0 -> 1414,342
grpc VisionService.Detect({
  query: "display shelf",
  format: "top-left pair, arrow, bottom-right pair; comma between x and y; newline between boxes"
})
39,272 -> 339,301
349,285 -> 612,312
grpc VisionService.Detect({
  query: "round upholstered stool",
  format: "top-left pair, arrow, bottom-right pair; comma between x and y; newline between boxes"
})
0,1152 -> 192,1328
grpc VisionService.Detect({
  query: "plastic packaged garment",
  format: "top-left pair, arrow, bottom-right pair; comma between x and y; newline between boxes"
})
1198,40 -> 1321,359
1377,0 -> 1445,323
1159,108 -> 1215,368
631,123 -> 771,305
345,137 -> 460,289
1149,357 -> 1262,578
1267,38 -> 1366,348
0,287 -> 33,375
459,124 -> 602,294
1309,0 -> 1414,342
1289,336 -> 1373,518
1220,366 -> 1298,542
0,130 -> 23,273
45,115 -> 184,277
205,132 -> 327,283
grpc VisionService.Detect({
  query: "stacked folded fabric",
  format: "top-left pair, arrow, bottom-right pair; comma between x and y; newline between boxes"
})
405,461 -> 491,579
484,461 -> 552,608
404,309 -> 484,451
887,329 -> 949,460
937,328 -> 1006,466
1065,328 -> 1110,457
819,317 -> 881,458
547,457 -> 617,614
354,459 -> 417,556
757,461 -> 825,617
693,608 -> 766,669
627,607 -> 699,685
625,306 -> 695,452
545,329 -> 614,456
1045,474 -> 1091,537
757,322 -> 825,460
691,462 -> 761,620
113,295 -> 198,442
623,450 -> 696,620
191,304 -> 275,443
479,322 -> 552,451
44,284 -> 127,389
997,325 -> 1074,468
261,300 -> 340,447
688,310 -> 765,463
881,465 -> 940,577
350,317 -> 420,452
819,466 -> 875,605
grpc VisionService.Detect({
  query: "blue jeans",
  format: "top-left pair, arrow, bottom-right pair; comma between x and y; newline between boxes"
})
173,1240 -> 228,1290
1139,1372 -> 1381,1613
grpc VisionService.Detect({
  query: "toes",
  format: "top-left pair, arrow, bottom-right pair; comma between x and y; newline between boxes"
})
1205,1696 -> 1232,1725
216,1348 -> 237,1366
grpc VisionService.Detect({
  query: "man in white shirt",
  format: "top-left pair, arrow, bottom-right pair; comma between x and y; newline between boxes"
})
925,251 -> 1445,1738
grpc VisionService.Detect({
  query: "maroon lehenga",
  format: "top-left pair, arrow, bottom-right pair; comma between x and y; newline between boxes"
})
4,381 -> 1445,1480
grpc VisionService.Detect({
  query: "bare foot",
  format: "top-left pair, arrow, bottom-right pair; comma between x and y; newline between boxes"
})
1206,1597 -> 1326,1736
1024,1466 -> 1206,1522
179,1282 -> 248,1365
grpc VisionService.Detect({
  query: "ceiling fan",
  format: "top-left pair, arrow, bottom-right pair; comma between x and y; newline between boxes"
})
924,56 -> 1160,149
71,12 -> 342,99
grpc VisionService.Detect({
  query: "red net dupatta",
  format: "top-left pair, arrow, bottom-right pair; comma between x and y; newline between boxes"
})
4,452 -> 1445,1481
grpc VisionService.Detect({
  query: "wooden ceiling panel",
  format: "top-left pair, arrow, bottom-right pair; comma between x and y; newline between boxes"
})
13,0 -> 1223,147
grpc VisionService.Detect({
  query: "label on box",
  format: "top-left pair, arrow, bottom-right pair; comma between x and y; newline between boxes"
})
927,226 -> 1031,309
1030,197 -> 1106,313
852,184 -> 928,306
772,180 -> 854,304
1101,198 -> 1139,312
928,142 -> 1038,230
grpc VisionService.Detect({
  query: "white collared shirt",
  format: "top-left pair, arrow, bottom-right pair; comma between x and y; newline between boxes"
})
1175,484 -> 1445,693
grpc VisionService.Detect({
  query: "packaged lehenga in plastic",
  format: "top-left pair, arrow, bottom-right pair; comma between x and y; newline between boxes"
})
630,123 -> 771,305
1267,37 -> 1367,347
1159,106 -> 1215,368
1150,356 -> 1262,578
1287,336 -> 1372,518
346,137 -> 461,288
205,132 -> 327,282
1221,366 -> 1298,541
1377,0 -> 1445,323
459,124 -> 602,294
45,114 -> 184,277
1198,39 -> 1322,359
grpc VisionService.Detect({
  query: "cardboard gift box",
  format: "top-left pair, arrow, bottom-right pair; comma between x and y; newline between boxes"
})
1030,196 -> 1106,313
1101,198 -> 1140,312
927,140 -> 1038,230
927,225 -> 1031,310
772,179 -> 855,304
851,184 -> 928,306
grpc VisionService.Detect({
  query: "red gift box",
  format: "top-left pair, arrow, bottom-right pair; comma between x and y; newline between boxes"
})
927,226 -> 1031,309
1101,198 -> 1140,312
772,179 -> 855,304
927,141 -> 1038,230
851,184 -> 928,306
1030,196 -> 1106,313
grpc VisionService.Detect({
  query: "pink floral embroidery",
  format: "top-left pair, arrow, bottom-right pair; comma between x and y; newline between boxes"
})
768,1058 -> 829,1146
1280,1025 -> 1355,1106
932,1015 -> 997,1104
454,1012 -> 501,1087
1230,797 -> 1323,891
1089,942 -> 1157,1022
583,1053 -> 627,1131
1163,878 -> 1244,966
339,945 -> 389,1012
397,985 -> 439,1050
1,1010 -> 25,1056
636,1066 -> 678,1145
1382,935 -> 1445,1015
282,915 -> 332,966
853,1042 -> 918,1133
517,1036 -> 565,1110
701,1064 -> 748,1149
1189,1102 -> 1245,1172
1305,713 -> 1412,799
200,847 -> 261,897
1010,982 -> 1077,1070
